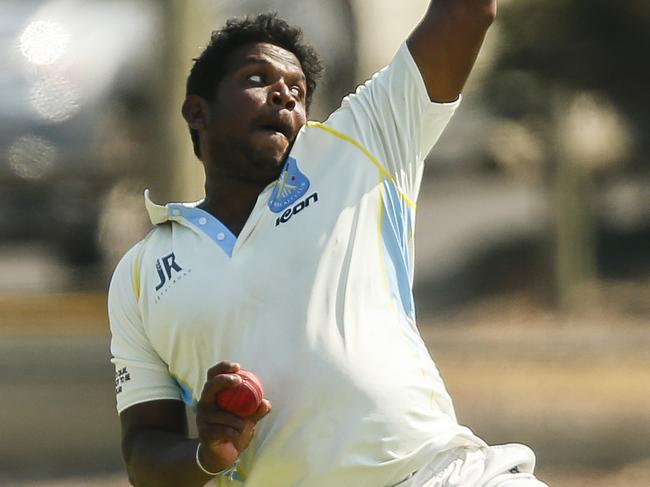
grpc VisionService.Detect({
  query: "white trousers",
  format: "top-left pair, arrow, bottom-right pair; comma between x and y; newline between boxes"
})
398,444 -> 549,487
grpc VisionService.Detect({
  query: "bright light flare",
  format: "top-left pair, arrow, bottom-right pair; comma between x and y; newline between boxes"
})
30,75 -> 80,122
20,20 -> 70,65
7,135 -> 57,180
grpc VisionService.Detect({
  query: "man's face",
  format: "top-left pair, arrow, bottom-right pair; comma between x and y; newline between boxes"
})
202,42 -> 308,185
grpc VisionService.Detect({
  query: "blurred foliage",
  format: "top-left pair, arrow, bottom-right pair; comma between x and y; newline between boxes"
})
487,0 -> 650,166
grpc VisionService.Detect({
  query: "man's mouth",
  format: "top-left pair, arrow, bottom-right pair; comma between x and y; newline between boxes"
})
257,119 -> 292,141
259,126 -> 287,138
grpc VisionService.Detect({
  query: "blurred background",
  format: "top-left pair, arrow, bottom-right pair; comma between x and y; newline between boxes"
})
1,0 -> 648,485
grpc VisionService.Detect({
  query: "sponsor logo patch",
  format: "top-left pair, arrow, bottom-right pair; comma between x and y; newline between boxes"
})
275,192 -> 319,226
268,157 -> 310,213
154,252 -> 191,302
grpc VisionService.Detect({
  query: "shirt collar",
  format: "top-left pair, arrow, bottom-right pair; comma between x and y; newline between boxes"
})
143,188 -> 203,225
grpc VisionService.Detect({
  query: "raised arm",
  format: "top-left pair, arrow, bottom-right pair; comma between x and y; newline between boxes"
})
407,0 -> 497,103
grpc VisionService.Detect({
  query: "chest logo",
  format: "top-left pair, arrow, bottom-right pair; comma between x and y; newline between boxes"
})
268,156 -> 310,213
275,192 -> 319,227
155,252 -> 183,291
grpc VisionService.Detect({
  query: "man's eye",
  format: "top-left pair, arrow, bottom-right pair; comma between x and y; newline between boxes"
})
248,74 -> 264,83
290,86 -> 303,98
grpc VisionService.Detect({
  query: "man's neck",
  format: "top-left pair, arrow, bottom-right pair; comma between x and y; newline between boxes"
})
199,177 -> 267,237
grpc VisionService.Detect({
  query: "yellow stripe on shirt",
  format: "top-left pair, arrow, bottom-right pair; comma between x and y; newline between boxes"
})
306,121 -> 416,209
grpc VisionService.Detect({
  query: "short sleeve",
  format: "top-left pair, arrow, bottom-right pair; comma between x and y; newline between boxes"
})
108,242 -> 182,413
326,42 -> 461,202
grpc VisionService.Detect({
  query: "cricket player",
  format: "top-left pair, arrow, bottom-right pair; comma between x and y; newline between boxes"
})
109,2 -> 549,486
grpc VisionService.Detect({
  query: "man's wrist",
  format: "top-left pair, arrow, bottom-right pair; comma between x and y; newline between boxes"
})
195,442 -> 239,477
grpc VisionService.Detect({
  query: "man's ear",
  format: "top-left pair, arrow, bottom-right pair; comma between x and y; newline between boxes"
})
182,95 -> 210,130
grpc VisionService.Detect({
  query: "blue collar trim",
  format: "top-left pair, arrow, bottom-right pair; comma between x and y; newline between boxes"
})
167,203 -> 236,257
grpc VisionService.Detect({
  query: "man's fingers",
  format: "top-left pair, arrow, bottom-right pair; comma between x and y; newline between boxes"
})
206,361 -> 240,380
200,361 -> 242,403
199,372 -> 242,403
195,363 -> 271,477
249,399 -> 272,423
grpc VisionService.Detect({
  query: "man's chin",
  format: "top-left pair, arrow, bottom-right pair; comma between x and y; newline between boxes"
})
241,153 -> 286,186
253,143 -> 292,172
253,129 -> 290,153
238,132 -> 294,184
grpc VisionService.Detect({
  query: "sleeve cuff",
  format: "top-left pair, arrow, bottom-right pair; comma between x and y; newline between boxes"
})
400,42 -> 462,109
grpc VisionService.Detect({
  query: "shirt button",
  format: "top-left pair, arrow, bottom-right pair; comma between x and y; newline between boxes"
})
198,217 -> 207,225
217,232 -> 225,241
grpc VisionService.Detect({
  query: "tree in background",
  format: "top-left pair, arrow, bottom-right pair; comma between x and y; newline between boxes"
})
483,0 -> 650,305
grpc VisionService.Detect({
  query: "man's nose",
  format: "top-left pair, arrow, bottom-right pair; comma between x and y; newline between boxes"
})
269,81 -> 296,111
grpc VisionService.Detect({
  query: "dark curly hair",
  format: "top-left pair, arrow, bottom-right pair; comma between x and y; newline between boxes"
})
185,13 -> 323,159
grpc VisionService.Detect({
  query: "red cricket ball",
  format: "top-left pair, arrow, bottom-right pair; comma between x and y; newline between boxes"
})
215,369 -> 264,417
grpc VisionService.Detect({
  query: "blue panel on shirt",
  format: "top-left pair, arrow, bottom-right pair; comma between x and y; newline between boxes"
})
380,179 -> 415,318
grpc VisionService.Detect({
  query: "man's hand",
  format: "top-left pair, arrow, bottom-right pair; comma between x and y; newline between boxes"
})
196,361 -> 272,473
119,362 -> 271,486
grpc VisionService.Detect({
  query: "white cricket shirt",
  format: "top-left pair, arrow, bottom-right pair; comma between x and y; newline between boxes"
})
109,43 -> 485,487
